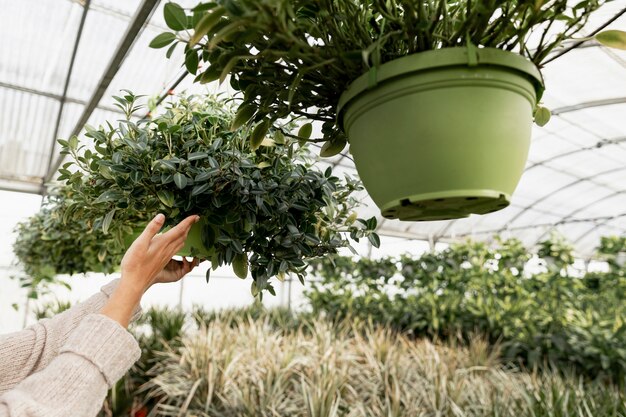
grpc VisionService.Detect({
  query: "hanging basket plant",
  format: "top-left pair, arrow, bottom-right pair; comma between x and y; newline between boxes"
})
57,93 -> 378,296
153,0 -> 623,221
13,188 -> 123,296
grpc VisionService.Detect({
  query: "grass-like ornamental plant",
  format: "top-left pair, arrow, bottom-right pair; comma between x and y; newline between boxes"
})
57,93 -> 377,296
116,307 -> 625,416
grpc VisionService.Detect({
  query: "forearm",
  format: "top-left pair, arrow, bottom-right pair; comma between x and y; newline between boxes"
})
0,314 -> 140,417
0,279 -> 141,393
100,277 -> 146,328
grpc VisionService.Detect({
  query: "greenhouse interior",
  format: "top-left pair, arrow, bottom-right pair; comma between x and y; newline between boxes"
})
1,0 -> 625,415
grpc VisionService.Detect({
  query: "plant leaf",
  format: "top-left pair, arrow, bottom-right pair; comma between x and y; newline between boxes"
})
368,233 -> 381,248
595,30 -> 626,50
173,172 -> 188,189
298,123 -> 312,142
185,49 -> 199,74
231,103 -> 257,130
190,6 -> 225,46
157,190 -> 175,207
320,136 -> 347,157
102,209 -> 115,235
233,252 -> 248,278
149,32 -> 176,49
164,2 -> 188,31
250,120 -> 269,151
534,106 -> 551,127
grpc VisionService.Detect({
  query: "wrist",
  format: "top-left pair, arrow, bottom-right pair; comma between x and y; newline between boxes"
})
119,273 -> 151,298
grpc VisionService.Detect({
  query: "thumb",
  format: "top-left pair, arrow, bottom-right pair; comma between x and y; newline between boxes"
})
139,213 -> 165,243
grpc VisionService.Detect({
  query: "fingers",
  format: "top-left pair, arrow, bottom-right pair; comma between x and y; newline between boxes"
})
138,213 -> 165,243
162,215 -> 200,242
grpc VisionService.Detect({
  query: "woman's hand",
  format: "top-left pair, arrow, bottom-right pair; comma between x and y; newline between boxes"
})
120,213 -> 200,293
101,214 -> 200,327
154,257 -> 201,284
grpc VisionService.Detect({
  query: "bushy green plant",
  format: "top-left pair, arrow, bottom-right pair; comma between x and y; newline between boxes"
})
537,232 -> 576,272
57,93 -> 377,296
306,237 -> 626,383
152,0 -> 614,154
13,189 -> 122,296
598,235 -> 626,273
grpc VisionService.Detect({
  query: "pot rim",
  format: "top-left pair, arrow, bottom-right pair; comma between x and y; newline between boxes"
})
336,47 -> 544,128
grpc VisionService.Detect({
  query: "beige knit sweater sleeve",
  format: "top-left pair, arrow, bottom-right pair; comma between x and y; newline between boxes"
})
0,280 -> 142,417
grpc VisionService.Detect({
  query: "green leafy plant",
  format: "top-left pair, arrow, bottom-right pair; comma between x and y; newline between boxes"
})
598,235 -> 626,272
537,232 -> 576,273
13,189 -> 122,297
58,93 -> 378,296
152,0 -> 615,154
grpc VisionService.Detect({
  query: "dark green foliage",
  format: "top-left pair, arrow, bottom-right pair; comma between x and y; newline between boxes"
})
53,93 -> 377,296
306,236 -> 626,383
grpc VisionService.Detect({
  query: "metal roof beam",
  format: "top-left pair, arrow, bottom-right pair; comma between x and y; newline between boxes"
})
572,213 -> 626,245
532,190 -> 626,245
442,214 -> 626,239
552,97 -> 626,116
43,0 -> 91,193
45,0 -> 160,183
0,178 -> 43,195
0,81 -> 123,115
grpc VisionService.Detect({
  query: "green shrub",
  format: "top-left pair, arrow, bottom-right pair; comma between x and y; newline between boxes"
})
306,237 -> 626,383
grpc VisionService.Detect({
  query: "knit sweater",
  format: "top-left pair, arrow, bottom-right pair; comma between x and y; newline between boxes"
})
0,280 -> 141,417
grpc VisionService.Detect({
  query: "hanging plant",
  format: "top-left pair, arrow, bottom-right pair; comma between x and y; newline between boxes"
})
13,188 -> 123,297
57,93 -> 378,296
152,0 -> 622,221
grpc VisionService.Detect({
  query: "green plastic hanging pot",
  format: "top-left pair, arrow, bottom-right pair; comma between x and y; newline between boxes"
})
337,47 -> 544,221
178,217 -> 216,258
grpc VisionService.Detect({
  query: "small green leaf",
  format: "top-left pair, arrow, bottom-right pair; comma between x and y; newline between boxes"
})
164,2 -> 187,31
197,65 -> 221,84
102,209 -> 115,235
297,122 -> 312,145
534,106 -> 551,127
205,268 -> 211,283
185,49 -> 199,74
192,183 -> 211,196
165,42 -> 178,59
233,252 -> 248,279
149,32 -> 176,49
231,104 -> 257,130
173,172 -> 188,189
257,161 -> 271,169
274,130 -> 285,144
368,233 -> 381,248
320,136 -> 347,157
250,120 -> 269,151
595,30 -> 626,50
189,6 -> 225,46
157,190 -> 175,207
188,152 -> 209,161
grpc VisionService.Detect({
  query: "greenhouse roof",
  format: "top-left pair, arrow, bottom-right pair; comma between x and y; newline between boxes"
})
1,0 -> 625,259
